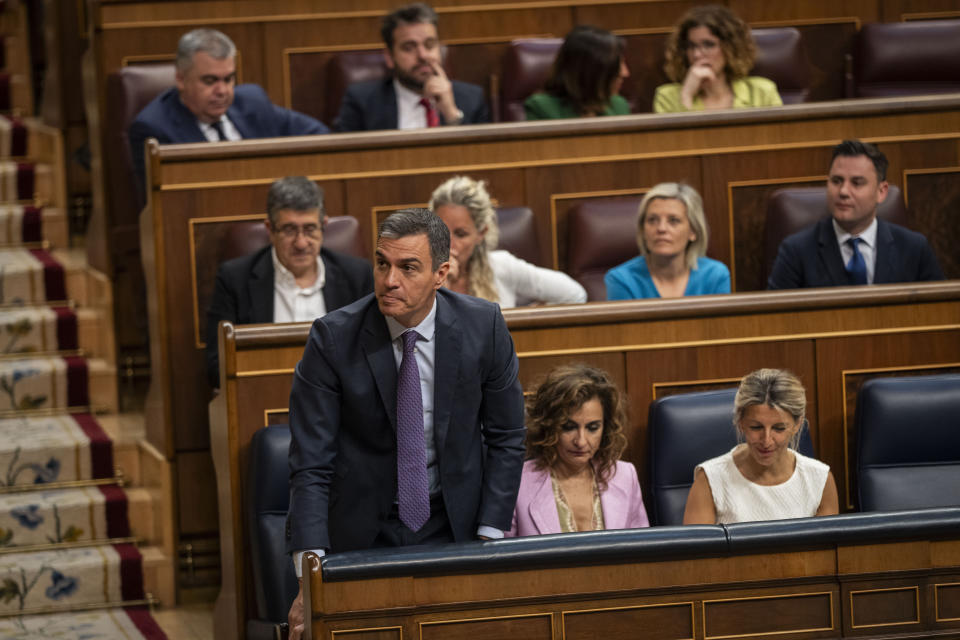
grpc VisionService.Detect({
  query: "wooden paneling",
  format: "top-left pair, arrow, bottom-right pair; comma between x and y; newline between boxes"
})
703,590 -> 836,638
302,536 -> 960,639
562,602 -> 694,640
209,283 -> 959,639
904,167 -> 960,280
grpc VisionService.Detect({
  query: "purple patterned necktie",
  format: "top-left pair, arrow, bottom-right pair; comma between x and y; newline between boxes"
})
397,330 -> 430,531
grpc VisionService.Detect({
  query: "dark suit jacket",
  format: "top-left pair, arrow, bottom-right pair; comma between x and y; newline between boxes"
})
205,245 -> 373,387
767,217 -> 944,290
334,78 -> 489,132
129,84 -> 329,202
285,289 -> 526,554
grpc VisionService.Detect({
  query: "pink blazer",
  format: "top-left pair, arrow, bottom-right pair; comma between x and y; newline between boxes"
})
506,459 -> 650,537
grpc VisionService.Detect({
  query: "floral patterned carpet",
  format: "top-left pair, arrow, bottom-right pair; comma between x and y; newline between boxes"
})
0,160 -> 167,637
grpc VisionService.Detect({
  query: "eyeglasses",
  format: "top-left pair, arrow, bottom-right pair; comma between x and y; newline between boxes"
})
684,39 -> 719,53
273,223 -> 322,239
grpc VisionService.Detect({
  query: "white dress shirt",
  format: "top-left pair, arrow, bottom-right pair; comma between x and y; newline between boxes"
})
833,217 -> 878,284
394,79 -> 429,130
271,248 -> 327,323
198,114 -> 242,141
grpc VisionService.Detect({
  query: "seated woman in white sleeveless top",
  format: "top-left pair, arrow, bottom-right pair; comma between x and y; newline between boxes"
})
683,368 -> 839,524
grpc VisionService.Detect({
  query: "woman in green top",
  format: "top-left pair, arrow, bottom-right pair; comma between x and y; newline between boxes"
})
653,5 -> 782,113
524,25 -> 631,120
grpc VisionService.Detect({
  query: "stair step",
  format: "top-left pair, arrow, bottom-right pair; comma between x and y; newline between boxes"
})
0,543 -> 146,615
0,248 -> 111,309
0,356 -> 117,414
0,605 -> 168,638
0,305 -> 109,359
0,414 -> 116,487
0,161 -> 54,204
0,486 -> 135,549
0,206 -> 66,248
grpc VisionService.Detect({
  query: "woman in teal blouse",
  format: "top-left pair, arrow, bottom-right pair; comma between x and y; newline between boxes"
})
605,182 -> 730,300
525,25 -> 631,120
653,5 -> 782,113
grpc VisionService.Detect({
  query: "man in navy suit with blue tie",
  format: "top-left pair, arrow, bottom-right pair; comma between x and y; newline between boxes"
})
128,28 -> 328,199
768,140 -> 943,289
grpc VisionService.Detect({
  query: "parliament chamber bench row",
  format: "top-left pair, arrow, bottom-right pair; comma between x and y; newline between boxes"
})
137,92 -> 960,598
209,282 -> 960,639
239,375 -> 960,639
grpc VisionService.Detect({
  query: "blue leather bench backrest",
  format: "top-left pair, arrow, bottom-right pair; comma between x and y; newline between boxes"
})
246,424 -> 298,626
648,387 -> 814,526
856,374 -> 960,512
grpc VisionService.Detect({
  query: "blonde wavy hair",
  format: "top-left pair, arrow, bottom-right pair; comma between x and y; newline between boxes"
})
429,176 -> 501,303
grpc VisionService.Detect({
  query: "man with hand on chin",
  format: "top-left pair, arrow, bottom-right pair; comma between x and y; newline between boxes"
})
334,3 -> 489,131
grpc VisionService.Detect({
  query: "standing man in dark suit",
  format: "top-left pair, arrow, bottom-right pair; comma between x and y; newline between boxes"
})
335,3 -> 489,132
768,140 -> 943,289
285,209 -> 525,639
129,28 -> 329,200
205,177 -> 372,387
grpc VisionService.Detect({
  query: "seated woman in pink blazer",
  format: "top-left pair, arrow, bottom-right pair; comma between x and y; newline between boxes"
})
507,364 -> 649,536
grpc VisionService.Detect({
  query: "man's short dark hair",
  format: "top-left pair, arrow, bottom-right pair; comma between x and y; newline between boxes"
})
266,176 -> 325,224
381,3 -> 438,50
831,139 -> 888,182
176,28 -> 236,73
378,207 -> 449,270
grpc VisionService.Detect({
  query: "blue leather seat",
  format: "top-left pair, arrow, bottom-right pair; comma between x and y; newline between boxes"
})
856,374 -> 960,512
246,424 -> 297,639
648,387 -> 814,526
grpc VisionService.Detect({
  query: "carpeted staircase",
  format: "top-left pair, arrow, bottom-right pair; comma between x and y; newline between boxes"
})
0,13 -> 174,632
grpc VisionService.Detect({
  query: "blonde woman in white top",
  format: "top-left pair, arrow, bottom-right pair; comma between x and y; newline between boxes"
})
683,368 -> 839,524
429,176 -> 587,307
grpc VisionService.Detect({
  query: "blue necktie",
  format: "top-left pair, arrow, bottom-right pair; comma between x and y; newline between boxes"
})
396,330 -> 430,531
846,237 -> 867,285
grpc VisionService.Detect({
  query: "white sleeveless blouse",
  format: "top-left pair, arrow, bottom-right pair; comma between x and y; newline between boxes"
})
696,445 -> 829,524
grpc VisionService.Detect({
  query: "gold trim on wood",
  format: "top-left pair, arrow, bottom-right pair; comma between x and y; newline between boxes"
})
934,582 -> 960,623
331,625 -> 402,638
515,323 -> 960,360
652,377 -> 740,401
903,165 -> 960,209
702,591 -> 835,639
188,213 -> 268,349
849,586 -> 920,629
549,187 -> 649,270
840,362 -> 960,509
561,601 -> 695,640
121,54 -> 174,67
159,133 -> 960,193
749,17 -> 862,29
902,11 -> 960,21
237,367 -> 296,378
726,175 -> 824,292
418,611 -> 552,639
263,408 -> 289,428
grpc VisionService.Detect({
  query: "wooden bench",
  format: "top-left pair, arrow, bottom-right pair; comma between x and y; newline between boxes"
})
302,508 -> 960,639
209,281 -> 960,638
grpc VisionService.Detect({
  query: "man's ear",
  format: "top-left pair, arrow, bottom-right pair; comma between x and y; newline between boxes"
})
434,261 -> 450,289
876,180 -> 890,204
174,69 -> 185,92
383,48 -> 396,70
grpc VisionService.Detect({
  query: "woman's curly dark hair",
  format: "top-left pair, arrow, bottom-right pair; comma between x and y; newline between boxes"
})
543,25 -> 625,116
525,364 -> 629,489
663,5 -> 756,83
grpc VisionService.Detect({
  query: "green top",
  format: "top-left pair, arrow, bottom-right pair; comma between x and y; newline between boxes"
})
524,93 -> 631,120
652,76 -> 783,113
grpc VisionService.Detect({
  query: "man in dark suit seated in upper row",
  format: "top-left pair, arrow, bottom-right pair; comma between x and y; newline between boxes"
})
205,176 -> 373,388
128,28 -> 329,196
768,139 -> 943,290
334,3 -> 489,132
